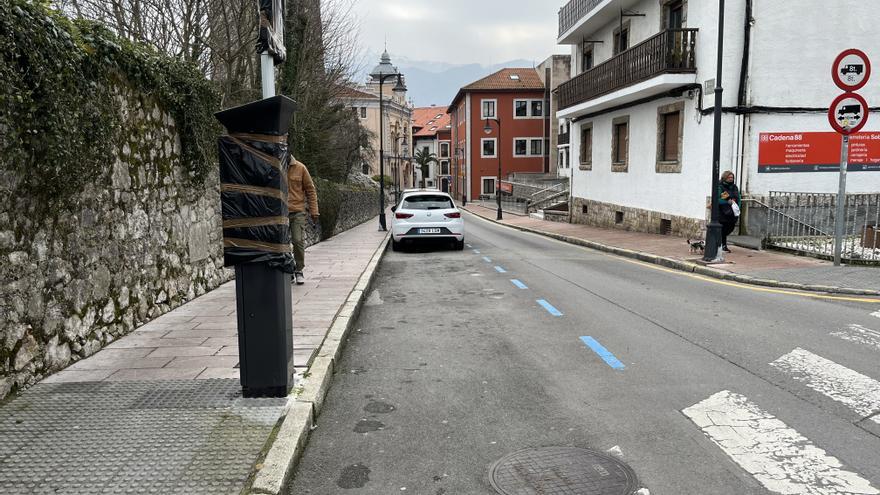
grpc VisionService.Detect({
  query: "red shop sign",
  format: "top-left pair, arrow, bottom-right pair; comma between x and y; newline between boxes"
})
758,132 -> 880,173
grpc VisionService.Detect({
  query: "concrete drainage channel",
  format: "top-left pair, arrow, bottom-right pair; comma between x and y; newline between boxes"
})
489,447 -> 640,495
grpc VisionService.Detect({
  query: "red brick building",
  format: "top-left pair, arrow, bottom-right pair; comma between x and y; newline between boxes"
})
448,68 -> 548,203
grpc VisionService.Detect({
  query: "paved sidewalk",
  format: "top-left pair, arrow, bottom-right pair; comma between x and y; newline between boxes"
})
465,204 -> 880,294
0,218 -> 387,494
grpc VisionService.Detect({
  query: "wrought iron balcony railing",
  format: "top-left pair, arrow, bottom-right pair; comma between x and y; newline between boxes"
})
558,132 -> 571,145
558,0 -> 605,38
557,29 -> 698,111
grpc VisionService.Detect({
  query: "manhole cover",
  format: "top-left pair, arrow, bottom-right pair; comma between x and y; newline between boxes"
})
489,447 -> 638,495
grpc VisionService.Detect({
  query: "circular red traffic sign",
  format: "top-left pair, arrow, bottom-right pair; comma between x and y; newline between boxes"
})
832,48 -> 871,91
828,92 -> 869,134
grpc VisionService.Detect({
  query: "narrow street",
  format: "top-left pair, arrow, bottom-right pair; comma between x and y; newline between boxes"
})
290,212 -> 880,494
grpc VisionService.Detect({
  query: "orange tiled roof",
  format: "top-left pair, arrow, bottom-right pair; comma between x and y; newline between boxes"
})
449,67 -> 544,109
462,68 -> 544,91
412,106 -> 451,137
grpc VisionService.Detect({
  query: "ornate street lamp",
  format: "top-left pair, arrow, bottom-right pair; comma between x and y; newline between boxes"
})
483,118 -> 503,221
370,51 -> 407,231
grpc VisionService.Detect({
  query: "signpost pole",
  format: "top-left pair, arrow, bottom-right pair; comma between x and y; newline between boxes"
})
833,135 -> 849,266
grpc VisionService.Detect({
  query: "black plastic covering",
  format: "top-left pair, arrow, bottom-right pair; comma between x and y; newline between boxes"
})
257,0 -> 286,64
216,96 -> 297,272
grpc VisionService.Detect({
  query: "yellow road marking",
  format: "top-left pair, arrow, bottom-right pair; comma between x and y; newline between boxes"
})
465,210 -> 880,304
615,256 -> 880,304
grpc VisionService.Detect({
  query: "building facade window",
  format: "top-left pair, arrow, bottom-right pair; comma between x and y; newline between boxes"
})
531,100 -> 543,117
514,99 -> 544,119
482,177 -> 496,196
611,116 -> 629,172
439,142 -> 450,157
440,161 -> 449,175
359,107 -> 367,119
530,139 -> 543,156
481,138 -> 497,158
579,123 -> 593,170
663,0 -> 685,29
582,43 -> 594,72
656,101 -> 685,173
481,99 -> 497,119
613,21 -> 630,55
514,139 -> 528,157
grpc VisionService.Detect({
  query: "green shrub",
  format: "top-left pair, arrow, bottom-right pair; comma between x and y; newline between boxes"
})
371,175 -> 392,188
314,178 -> 341,240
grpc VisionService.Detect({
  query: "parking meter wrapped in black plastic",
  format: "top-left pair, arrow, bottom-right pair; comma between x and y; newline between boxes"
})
215,95 -> 297,398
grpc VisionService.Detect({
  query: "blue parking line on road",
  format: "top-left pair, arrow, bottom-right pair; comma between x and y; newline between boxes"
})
494,266 -> 507,273
482,256 -> 492,263
536,299 -> 563,317
511,279 -> 528,289
580,336 -> 625,370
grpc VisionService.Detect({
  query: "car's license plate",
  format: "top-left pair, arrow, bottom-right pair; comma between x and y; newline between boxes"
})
419,228 -> 441,234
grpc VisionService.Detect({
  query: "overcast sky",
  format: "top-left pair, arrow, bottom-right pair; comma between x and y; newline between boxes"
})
349,0 -> 567,67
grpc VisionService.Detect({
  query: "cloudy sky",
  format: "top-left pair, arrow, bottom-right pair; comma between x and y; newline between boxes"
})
349,0 -> 567,67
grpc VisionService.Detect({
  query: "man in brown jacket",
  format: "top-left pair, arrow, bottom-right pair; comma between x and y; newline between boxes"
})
287,159 -> 319,285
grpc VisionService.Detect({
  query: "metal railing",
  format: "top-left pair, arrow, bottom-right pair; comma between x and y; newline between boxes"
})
766,192 -> 880,263
558,132 -> 570,145
557,29 -> 698,110
558,0 -> 605,38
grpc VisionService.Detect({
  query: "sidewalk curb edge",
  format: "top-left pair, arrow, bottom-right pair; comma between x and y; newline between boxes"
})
247,228 -> 391,495
464,209 -> 880,297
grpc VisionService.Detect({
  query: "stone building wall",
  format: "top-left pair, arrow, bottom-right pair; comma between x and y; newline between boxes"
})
570,197 -> 703,238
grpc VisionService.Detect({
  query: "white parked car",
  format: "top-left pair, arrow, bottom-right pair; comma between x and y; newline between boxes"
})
390,191 -> 464,251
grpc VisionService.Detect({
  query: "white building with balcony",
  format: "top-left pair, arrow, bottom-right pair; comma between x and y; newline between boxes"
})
556,0 -> 880,237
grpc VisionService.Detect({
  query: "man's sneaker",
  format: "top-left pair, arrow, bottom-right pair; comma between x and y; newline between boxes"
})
294,272 -> 305,285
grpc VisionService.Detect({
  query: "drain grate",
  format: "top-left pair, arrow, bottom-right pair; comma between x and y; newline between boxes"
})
489,447 -> 638,495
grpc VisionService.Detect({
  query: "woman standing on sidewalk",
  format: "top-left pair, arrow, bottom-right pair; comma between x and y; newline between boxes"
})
718,170 -> 740,252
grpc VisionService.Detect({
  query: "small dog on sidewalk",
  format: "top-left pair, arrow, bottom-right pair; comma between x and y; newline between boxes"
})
686,238 -> 705,254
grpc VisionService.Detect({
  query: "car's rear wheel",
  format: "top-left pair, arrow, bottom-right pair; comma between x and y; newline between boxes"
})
391,238 -> 401,252
454,239 -> 464,251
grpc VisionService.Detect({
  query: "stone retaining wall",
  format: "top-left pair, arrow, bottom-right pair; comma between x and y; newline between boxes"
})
570,197 -> 703,238
0,90 -> 379,400
0,88 -> 229,400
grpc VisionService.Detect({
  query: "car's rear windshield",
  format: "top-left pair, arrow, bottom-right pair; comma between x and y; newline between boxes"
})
402,195 -> 454,210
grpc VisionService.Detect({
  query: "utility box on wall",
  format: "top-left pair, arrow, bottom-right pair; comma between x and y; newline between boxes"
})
216,95 -> 297,398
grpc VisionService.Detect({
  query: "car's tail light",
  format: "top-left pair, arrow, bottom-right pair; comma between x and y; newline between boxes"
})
444,212 -> 461,218
395,212 -> 413,219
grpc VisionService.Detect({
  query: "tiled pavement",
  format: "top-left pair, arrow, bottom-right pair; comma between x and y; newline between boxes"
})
0,217 -> 388,494
43,218 -> 388,383
464,204 -> 879,292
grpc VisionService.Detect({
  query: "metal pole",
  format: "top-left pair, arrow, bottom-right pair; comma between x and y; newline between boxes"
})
378,75 -> 387,231
834,134 -> 849,266
703,0 -> 725,262
496,120 -> 503,221
260,53 -> 276,98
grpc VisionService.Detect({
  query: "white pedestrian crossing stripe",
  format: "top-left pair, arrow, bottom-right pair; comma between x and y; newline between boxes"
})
771,348 -> 880,424
831,324 -> 880,352
684,390 -> 879,495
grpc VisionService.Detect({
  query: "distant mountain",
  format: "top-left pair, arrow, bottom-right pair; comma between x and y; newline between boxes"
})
358,54 -> 539,107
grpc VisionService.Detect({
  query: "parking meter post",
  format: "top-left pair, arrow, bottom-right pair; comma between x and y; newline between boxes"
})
834,134 -> 849,266
215,95 -> 297,398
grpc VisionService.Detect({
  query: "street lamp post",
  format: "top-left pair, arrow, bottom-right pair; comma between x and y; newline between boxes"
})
483,118 -> 503,221
375,72 -> 407,231
703,0 -> 725,262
